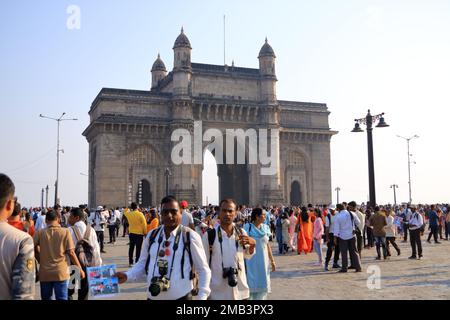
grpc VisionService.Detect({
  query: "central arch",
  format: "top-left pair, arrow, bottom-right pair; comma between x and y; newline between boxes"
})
290,180 -> 301,206
202,132 -> 251,206
202,149 -> 219,205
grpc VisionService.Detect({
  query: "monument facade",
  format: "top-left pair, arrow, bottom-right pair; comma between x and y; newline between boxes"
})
83,28 -> 337,208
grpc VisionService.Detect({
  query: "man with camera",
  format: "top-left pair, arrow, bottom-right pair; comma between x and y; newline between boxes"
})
88,206 -> 108,253
114,196 -> 211,300
202,198 -> 256,300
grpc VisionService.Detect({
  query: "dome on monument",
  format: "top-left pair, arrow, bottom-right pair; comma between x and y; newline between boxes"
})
151,54 -> 167,72
173,27 -> 192,49
258,38 -> 276,58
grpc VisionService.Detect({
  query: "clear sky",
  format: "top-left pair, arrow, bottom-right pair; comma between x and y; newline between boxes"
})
1,0 -> 450,207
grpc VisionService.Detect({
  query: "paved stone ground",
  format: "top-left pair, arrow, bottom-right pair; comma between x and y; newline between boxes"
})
36,230 -> 450,300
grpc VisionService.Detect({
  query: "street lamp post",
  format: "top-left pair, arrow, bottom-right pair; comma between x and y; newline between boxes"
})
351,109 -> 389,208
164,168 -> 172,196
45,185 -> 49,208
397,135 -> 419,204
39,113 -> 78,206
390,184 -> 398,206
334,187 -> 341,204
41,188 -> 44,208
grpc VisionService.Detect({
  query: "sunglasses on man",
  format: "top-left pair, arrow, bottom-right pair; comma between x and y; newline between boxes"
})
161,208 -> 179,216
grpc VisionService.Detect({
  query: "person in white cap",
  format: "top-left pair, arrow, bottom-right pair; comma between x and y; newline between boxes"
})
88,206 -> 109,253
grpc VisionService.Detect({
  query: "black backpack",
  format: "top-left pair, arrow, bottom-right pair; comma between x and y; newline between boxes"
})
71,225 -> 97,268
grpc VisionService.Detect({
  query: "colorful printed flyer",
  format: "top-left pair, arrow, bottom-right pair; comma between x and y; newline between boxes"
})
86,264 -> 120,299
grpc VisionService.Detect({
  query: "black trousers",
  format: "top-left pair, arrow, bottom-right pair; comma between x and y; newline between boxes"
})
355,232 -> 363,257
325,233 -> 340,266
409,229 -> 422,257
445,222 -> 450,239
116,224 -> 120,237
363,226 -> 367,247
366,227 -> 374,247
339,237 -> 361,271
386,236 -> 400,256
96,231 -> 104,251
403,224 -> 409,241
427,225 -> 439,242
68,267 -> 89,300
129,233 -> 144,265
122,223 -> 129,237
108,225 -> 117,243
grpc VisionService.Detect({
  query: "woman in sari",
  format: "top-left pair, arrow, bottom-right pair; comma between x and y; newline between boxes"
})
288,208 -> 298,250
297,207 -> 313,254
244,207 -> 276,300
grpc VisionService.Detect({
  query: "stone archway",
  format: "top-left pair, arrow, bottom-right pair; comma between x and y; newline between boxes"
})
290,180 -> 301,206
204,133 -> 251,206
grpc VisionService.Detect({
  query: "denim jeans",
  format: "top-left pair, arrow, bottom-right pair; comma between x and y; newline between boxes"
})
276,230 -> 283,254
313,239 -> 323,263
249,291 -> 268,300
40,280 -> 69,300
374,236 -> 387,258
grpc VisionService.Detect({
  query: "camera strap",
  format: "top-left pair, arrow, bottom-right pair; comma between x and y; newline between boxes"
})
150,229 -> 164,278
217,226 -> 240,271
151,226 -> 183,281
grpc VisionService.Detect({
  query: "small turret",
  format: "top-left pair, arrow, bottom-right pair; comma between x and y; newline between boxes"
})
151,53 -> 167,90
258,38 -> 277,102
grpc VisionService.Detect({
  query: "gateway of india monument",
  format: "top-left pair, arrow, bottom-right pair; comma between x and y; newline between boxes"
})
83,28 -> 337,208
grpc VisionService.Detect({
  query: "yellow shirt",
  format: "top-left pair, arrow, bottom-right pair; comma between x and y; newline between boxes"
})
124,210 -> 147,235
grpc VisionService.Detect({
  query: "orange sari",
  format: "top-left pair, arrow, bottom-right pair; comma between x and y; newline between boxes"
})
297,215 -> 313,254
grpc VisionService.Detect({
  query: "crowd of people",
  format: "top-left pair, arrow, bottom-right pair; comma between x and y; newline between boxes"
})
1,172 -> 449,300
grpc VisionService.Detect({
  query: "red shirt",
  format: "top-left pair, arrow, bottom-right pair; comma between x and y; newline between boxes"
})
8,220 -> 24,231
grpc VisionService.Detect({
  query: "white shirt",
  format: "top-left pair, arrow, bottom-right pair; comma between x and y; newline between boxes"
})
334,210 -> 361,240
181,210 -> 194,227
352,210 -> 366,233
88,210 -> 109,232
125,225 -> 211,300
107,210 -> 118,226
403,208 -> 412,221
202,224 -> 255,300
325,213 -> 337,234
114,210 -> 121,221
408,212 -> 424,230
385,215 -> 397,237
35,214 -> 47,231
68,221 -> 103,266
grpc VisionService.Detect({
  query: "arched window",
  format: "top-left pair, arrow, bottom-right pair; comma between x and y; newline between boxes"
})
287,152 -> 305,168
129,144 -> 158,166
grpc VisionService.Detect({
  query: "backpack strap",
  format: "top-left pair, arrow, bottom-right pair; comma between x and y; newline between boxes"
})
71,226 -> 83,242
84,225 -> 91,241
180,226 -> 194,280
207,228 -> 216,267
144,226 -> 162,275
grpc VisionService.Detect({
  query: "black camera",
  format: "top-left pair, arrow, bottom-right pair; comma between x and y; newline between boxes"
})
222,267 -> 238,287
149,275 -> 170,296
148,259 -> 170,296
